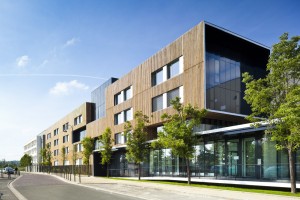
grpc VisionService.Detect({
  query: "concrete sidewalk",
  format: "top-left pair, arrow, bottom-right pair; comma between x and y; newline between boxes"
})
48,174 -> 300,200
0,174 -> 18,200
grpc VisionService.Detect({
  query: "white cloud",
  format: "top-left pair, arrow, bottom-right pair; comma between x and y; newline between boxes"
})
16,55 -> 30,67
63,37 -> 79,48
49,80 -> 89,96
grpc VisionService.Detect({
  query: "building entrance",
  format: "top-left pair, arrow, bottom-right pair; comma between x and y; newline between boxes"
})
227,139 -> 238,177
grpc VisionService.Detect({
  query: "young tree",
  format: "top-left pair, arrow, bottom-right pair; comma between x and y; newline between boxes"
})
124,111 -> 149,180
242,33 -> 300,193
152,97 -> 207,185
61,145 -> 66,167
41,143 -> 52,167
72,144 -> 78,166
81,136 -> 94,176
20,154 -> 32,167
98,127 -> 114,177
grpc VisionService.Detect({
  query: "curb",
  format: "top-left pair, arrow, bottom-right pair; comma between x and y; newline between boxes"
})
7,176 -> 28,200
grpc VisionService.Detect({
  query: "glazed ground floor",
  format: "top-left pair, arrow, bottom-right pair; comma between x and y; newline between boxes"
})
93,129 -> 300,181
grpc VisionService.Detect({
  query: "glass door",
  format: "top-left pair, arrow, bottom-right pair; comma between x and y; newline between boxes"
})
227,139 -> 238,176
243,137 -> 256,177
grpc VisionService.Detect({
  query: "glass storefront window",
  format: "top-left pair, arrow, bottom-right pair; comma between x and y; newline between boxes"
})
227,139 -> 238,176
214,141 -> 225,176
278,150 -> 289,179
205,142 -> 214,176
243,137 -> 255,177
262,136 -> 277,179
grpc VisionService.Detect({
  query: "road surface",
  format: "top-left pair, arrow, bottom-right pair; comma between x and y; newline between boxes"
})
12,173 -> 141,200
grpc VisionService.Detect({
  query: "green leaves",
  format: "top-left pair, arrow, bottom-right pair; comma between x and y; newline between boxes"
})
153,97 -> 206,159
124,111 -> 149,164
81,136 -> 94,165
242,33 -> 300,153
99,127 -> 113,165
20,154 -> 32,167
40,143 -> 52,166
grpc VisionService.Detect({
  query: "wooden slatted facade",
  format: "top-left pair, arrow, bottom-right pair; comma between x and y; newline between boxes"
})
86,22 -> 205,141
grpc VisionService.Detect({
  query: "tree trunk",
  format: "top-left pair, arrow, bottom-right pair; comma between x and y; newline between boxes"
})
87,160 -> 90,177
106,163 -> 109,178
138,163 -> 141,180
288,149 -> 296,193
186,158 -> 191,185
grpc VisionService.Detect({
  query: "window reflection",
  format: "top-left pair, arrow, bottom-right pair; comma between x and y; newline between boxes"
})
206,52 -> 264,115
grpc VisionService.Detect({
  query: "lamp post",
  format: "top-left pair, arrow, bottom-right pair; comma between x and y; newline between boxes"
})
63,124 -> 74,181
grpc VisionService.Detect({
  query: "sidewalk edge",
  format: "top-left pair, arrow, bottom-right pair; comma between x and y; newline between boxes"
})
7,176 -> 28,200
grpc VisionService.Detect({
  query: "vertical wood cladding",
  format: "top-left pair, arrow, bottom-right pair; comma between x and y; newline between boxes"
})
87,22 -> 205,142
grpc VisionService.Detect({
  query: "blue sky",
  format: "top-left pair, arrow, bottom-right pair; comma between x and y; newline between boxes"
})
0,0 -> 299,161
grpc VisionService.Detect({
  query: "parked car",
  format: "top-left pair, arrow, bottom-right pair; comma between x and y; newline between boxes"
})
4,167 -> 14,174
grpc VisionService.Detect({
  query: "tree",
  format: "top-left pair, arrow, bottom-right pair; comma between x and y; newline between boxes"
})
41,143 -> 52,167
81,136 -> 94,176
61,145 -> 66,166
72,144 -> 78,166
242,33 -> 300,193
20,154 -> 32,167
152,97 -> 207,185
98,127 -> 114,177
124,111 -> 149,180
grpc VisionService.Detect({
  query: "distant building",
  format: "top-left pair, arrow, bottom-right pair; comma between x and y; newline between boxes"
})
23,134 -> 42,172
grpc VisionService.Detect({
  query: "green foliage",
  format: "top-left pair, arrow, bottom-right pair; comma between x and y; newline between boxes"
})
124,111 -> 149,165
81,136 -> 94,165
242,33 -> 300,150
41,143 -> 52,166
72,144 -> 78,165
61,145 -> 66,166
153,97 -> 207,159
99,127 -> 113,166
20,154 -> 32,167
152,97 -> 206,184
242,33 -> 300,193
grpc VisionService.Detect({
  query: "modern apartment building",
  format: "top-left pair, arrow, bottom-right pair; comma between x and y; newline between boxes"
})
42,102 -> 94,166
33,21 -> 300,181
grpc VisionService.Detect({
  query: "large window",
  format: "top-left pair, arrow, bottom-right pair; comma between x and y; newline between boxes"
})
54,128 -> 59,136
124,86 -> 132,101
115,133 -> 126,145
114,92 -> 123,105
114,112 -> 123,125
167,58 -> 180,79
54,149 -> 59,156
167,88 -> 179,107
151,69 -> 164,86
206,53 -> 241,114
114,86 -> 133,105
152,56 -> 183,87
152,94 -> 164,112
124,108 -> 133,122
152,86 -> 183,112
114,108 -> 133,124
54,139 -> 59,146
63,123 -> 69,131
63,135 -> 69,143
74,115 -> 82,125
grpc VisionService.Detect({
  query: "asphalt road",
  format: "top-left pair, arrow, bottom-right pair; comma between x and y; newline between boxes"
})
12,173 -> 141,200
